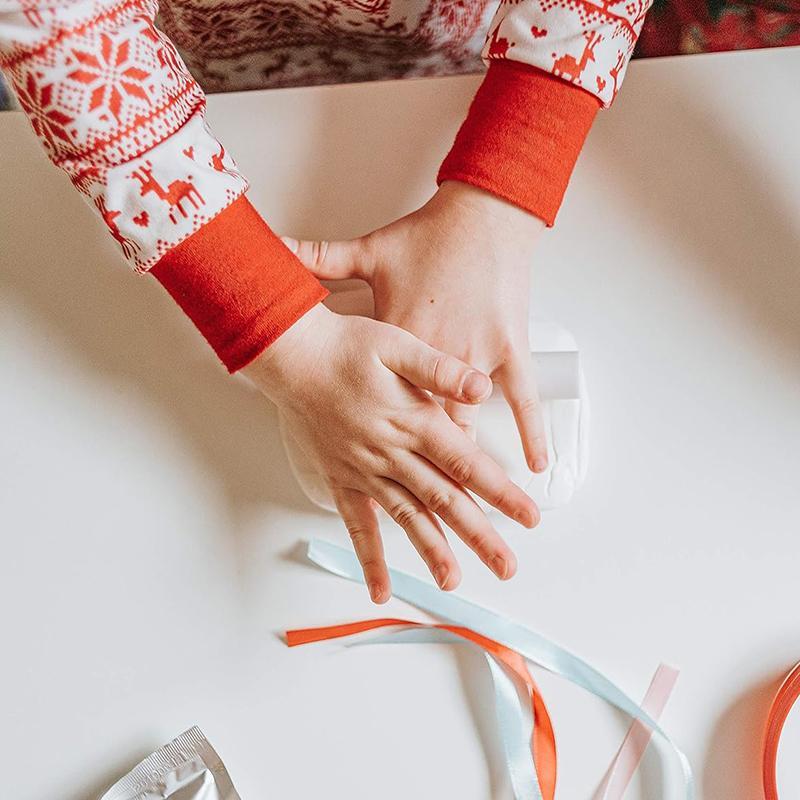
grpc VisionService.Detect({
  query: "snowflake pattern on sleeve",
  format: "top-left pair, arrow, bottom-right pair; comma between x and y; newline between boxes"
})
0,0 -> 248,270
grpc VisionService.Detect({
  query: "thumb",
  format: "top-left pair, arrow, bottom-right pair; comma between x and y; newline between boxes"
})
281,236 -> 368,280
383,330 -> 492,405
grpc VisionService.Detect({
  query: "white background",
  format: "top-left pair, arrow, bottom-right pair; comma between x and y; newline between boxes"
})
1,46 -> 799,799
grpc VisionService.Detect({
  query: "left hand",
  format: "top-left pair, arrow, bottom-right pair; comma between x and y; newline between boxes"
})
284,180 -> 549,473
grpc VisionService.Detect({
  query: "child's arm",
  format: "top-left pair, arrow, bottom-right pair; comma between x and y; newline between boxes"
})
287,0 -> 653,469
439,0 -> 653,224
1,1 -> 539,598
0,0 -> 325,372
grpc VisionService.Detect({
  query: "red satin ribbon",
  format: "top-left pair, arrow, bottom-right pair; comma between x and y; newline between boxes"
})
764,662 -> 800,799
287,617 -> 557,800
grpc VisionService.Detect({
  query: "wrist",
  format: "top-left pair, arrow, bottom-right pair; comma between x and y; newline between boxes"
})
436,181 -> 546,240
437,61 -> 600,226
243,303 -> 335,399
151,196 -> 329,373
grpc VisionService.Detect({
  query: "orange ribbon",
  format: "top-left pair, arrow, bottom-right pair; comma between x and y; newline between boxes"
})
764,662 -> 800,799
287,617 -> 557,800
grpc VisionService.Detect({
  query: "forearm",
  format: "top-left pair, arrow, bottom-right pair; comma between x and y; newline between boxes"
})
152,197 -> 327,371
440,0 -> 654,225
439,61 -> 599,226
0,0 -> 326,371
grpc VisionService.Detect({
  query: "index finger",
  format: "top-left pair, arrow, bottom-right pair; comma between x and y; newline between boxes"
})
495,357 -> 548,474
415,411 -> 540,528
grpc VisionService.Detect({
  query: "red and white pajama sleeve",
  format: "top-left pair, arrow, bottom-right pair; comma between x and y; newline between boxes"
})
439,0 -> 654,225
0,0 -> 327,372
1,0 -> 656,372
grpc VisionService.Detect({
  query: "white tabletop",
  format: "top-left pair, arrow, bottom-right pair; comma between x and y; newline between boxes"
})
1,46 -> 799,800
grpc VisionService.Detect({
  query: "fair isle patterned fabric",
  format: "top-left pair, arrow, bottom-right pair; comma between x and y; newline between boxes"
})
151,0 -> 800,102
156,0 -> 497,92
485,0 -> 648,106
0,0 -> 640,269
0,0 -> 248,271
153,0 -> 642,104
2,1 -> 798,109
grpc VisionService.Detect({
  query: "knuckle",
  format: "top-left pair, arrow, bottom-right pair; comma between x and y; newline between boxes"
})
363,442 -> 389,468
382,448 -> 417,480
415,422 -> 437,451
359,556 -> 383,573
490,485 -> 513,510
390,501 -> 420,529
420,543 -> 445,566
462,529 -> 491,557
425,489 -> 454,515
345,523 -> 372,546
517,395 -> 540,417
312,239 -> 329,268
378,451 -> 401,476
446,452 -> 475,485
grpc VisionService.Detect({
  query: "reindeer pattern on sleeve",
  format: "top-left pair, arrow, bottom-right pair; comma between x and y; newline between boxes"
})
484,0 -> 652,106
0,0 -> 248,271
0,0 -> 654,271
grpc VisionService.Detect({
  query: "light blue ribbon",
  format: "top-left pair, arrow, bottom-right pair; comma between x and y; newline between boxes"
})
351,625 -> 543,799
306,538 -> 694,799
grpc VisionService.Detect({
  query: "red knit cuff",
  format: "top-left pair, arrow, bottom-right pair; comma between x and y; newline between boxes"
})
150,195 -> 328,373
438,60 -> 600,226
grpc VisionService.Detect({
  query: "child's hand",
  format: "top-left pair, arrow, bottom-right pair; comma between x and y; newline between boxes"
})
284,181 -> 549,474
244,303 -> 539,603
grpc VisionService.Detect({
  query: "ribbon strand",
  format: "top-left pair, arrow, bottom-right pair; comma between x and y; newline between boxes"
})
288,618 -> 557,800
305,538 -> 693,798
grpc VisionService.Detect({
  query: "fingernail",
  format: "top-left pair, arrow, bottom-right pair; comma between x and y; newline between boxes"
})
368,583 -> 384,603
532,457 -> 548,473
516,508 -> 535,528
489,556 -> 508,580
461,370 -> 491,401
433,565 -> 450,590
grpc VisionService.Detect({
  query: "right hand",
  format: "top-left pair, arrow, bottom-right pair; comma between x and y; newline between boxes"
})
244,304 -> 540,603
